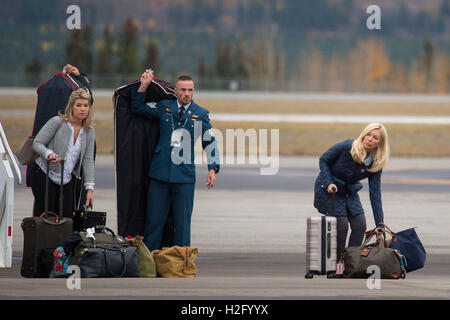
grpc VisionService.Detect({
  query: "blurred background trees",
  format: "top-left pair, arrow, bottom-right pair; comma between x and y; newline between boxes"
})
1,0 -> 448,93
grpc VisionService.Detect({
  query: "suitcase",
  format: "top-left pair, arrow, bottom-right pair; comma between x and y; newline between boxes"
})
21,160 -> 73,278
305,192 -> 338,279
72,208 -> 106,232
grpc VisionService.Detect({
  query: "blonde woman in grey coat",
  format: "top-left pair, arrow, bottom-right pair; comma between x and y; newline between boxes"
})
30,88 -> 95,217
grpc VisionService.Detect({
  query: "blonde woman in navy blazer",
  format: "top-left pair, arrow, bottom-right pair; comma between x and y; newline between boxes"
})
31,88 -> 95,218
313,122 -> 389,260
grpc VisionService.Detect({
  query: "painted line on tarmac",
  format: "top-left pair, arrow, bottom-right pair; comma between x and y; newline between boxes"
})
210,113 -> 450,125
382,177 -> 450,186
2,88 -> 450,104
3,111 -> 449,125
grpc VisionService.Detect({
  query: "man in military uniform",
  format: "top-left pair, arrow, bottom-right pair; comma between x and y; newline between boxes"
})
131,69 -> 220,251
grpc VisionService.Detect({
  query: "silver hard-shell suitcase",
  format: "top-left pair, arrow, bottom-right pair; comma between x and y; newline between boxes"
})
305,192 -> 338,278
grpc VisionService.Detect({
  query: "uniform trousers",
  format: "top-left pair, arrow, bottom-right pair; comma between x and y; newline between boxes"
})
144,178 -> 195,251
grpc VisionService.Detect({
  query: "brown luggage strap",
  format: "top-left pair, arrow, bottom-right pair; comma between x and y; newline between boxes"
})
173,246 -> 190,274
183,247 -> 189,274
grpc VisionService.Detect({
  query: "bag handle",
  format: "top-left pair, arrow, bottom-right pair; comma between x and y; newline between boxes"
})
44,159 -> 50,218
59,159 -> 64,218
42,159 -> 67,225
40,211 -> 60,223
361,230 -> 386,248
103,227 -> 120,246
102,248 -> 127,277
378,222 -> 398,242
87,226 -> 121,247
365,223 -> 398,243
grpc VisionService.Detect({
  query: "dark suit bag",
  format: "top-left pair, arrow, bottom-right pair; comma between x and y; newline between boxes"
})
21,160 -> 73,278
113,79 -> 176,239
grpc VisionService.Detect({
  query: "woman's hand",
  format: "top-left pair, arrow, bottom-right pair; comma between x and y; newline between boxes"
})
64,64 -> 80,76
47,153 -> 63,163
327,184 -> 338,193
85,189 -> 94,208
138,69 -> 154,92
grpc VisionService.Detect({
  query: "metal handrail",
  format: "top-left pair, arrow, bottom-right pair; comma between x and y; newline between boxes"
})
0,121 -> 22,185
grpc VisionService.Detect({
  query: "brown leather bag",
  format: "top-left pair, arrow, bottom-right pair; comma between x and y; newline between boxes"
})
343,231 -> 406,279
14,136 -> 38,165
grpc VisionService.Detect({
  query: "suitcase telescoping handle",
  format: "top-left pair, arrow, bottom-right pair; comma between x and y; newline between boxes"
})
43,159 -> 66,225
329,186 -> 345,272
330,186 -> 337,216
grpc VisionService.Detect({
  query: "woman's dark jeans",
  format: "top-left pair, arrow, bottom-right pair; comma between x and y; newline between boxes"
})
334,212 -> 367,261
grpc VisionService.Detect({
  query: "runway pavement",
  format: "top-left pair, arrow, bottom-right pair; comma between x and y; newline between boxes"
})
1,155 -> 449,302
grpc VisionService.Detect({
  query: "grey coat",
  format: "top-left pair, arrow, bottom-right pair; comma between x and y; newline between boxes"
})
33,115 -> 95,186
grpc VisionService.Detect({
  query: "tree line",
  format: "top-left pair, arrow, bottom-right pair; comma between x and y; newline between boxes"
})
24,16 -> 449,93
25,17 -> 161,86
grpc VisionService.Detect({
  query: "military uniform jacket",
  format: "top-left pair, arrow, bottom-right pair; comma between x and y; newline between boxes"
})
313,139 -> 384,226
131,90 -> 220,184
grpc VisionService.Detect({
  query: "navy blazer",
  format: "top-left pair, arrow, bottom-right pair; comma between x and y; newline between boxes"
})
313,139 -> 384,226
131,90 -> 220,183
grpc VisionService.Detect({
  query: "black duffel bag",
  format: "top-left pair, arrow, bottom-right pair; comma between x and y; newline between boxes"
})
68,227 -> 139,278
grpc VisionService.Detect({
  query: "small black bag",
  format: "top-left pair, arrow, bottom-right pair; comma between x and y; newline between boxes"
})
72,208 -> 106,232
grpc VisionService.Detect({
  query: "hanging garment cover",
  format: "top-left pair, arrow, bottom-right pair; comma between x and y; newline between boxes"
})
113,78 -> 176,239
32,72 -> 93,136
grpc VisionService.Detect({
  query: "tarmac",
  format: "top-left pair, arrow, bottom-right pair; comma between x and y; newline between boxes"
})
1,155 -> 450,303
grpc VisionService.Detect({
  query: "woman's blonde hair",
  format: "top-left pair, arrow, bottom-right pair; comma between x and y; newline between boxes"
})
59,88 -> 94,129
351,122 -> 389,172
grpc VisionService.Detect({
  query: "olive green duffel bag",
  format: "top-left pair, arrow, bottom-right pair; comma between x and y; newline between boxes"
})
127,236 -> 156,278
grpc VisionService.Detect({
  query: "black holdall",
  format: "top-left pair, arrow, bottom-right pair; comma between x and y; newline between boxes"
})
68,227 -> 139,278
